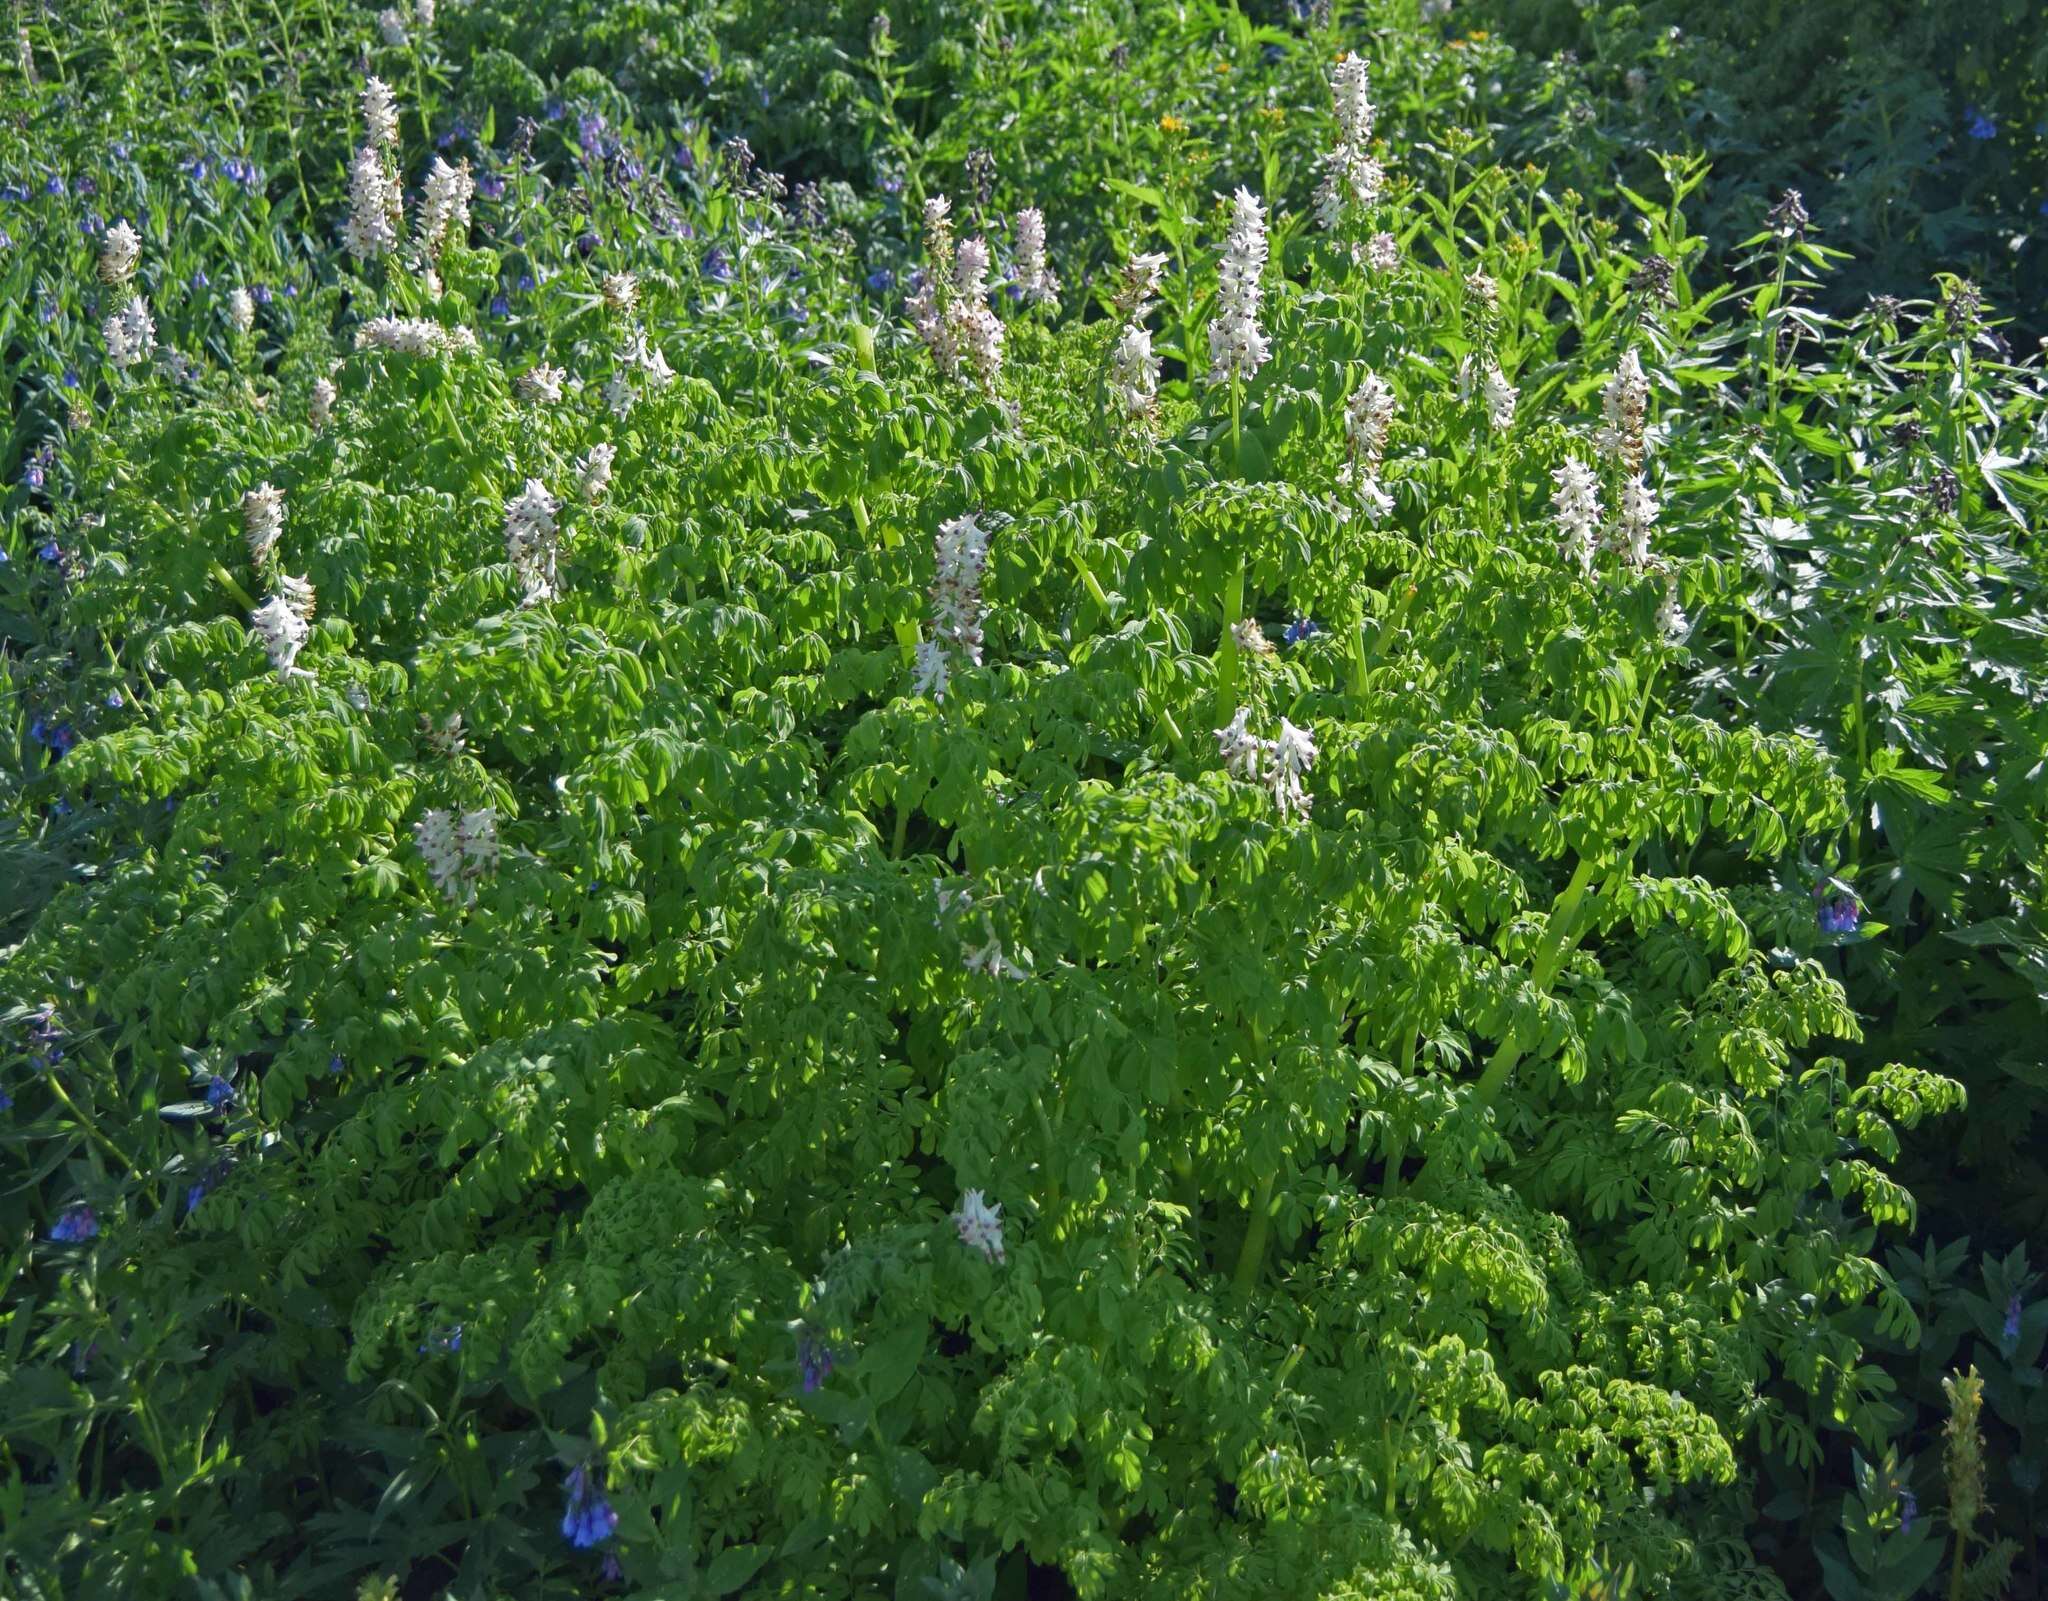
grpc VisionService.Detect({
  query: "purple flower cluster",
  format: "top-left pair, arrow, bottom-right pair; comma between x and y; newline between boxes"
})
22,1004 -> 64,1069
417,1323 -> 463,1354
1283,616 -> 1321,646
50,1203 -> 98,1243
561,1463 -> 619,1549
2002,1293 -> 2023,1354
795,1331 -> 835,1393
204,1074 -> 236,1109
28,717 -> 78,759
1814,885 -> 1861,935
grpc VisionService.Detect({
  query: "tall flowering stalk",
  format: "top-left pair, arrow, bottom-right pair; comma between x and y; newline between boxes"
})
947,237 -> 1004,393
1107,251 -> 1167,422
1315,55 -> 1383,232
1596,349 -> 1649,472
913,512 -> 990,700
414,156 -> 474,263
907,196 -> 959,378
98,220 -> 141,285
344,79 -> 403,264
102,296 -> 155,369
243,483 -> 285,568
1552,458 -> 1601,576
1342,370 -> 1397,518
1206,187 -> 1270,395
1012,206 -> 1058,309
504,479 -> 561,603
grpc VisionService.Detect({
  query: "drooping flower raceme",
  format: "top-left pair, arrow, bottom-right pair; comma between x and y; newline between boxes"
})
102,295 -> 155,368
1315,55 -> 1384,230
560,1465 -> 618,1550
415,807 -> 498,904
504,478 -> 560,603
98,219 -> 141,285
1108,251 -> 1168,418
1213,707 -> 1272,782
1206,187 -> 1270,386
1552,458 -> 1602,576
1480,361 -> 1516,431
415,156 -> 474,261
243,483 -> 285,567
1268,718 -> 1319,819
951,1189 -> 1006,1263
1597,348 -> 1649,472
1012,206 -> 1058,308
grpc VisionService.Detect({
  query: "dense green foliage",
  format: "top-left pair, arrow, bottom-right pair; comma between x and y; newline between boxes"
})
4,2 -> 2045,1599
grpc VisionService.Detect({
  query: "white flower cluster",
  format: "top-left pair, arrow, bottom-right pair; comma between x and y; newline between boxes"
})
1012,207 -> 1058,308
517,363 -> 565,404
229,286 -> 256,334
949,236 -> 1004,392
1214,708 -> 1319,820
913,512 -> 990,700
576,443 -> 616,503
415,0 -> 435,28
951,1189 -> 1006,1263
1109,251 -> 1168,419
377,6 -> 408,45
1552,458 -> 1601,576
1613,474 -> 1658,568
1206,187 -> 1270,386
310,374 -> 338,430
504,478 -> 560,603
415,156 -> 474,262
249,577 -> 315,679
1464,269 -> 1499,308
605,330 -> 674,418
243,482 -> 285,567
601,271 -> 639,314
1316,55 -> 1384,230
103,295 -> 156,368
1462,358 -> 1516,431
344,78 -> 403,261
1596,349 -> 1649,472
1342,370 -> 1397,516
354,316 -> 478,356
98,220 -> 141,285
414,808 -> 499,905
1366,231 -> 1399,272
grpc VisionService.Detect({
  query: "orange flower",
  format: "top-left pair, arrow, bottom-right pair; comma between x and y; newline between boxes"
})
1159,114 -> 1187,133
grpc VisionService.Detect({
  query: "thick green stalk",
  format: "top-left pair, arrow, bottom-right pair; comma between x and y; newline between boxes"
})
1232,1171 -> 1275,1296
1216,558 -> 1246,722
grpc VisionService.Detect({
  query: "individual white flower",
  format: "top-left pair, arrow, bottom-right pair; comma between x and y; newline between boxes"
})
362,76 -> 400,148
947,237 -> 1004,392
1268,718 -> 1319,819
243,483 -> 285,566
1481,362 -> 1516,431
601,271 -> 639,314
963,932 -> 1027,980
911,635 -> 951,700
1552,458 -> 1601,576
1012,207 -> 1058,308
102,295 -> 155,368
377,6 -> 408,45
503,478 -> 560,602
343,142 -> 400,260
639,344 -> 674,389
604,373 -> 636,419
310,375 -> 338,429
1315,56 -> 1383,230
1596,348 -> 1649,471
1613,474 -> 1658,567
1111,322 -> 1159,416
415,156 -> 474,261
1206,187 -> 1270,386
1213,707 -> 1271,782
249,593 -> 311,678
228,287 -> 256,334
517,363 -> 565,404
576,442 -> 616,502
98,220 -> 141,285
1366,231 -> 1399,272
951,1189 -> 1007,1262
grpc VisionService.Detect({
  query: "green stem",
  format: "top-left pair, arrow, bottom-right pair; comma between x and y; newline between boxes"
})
210,562 -> 258,611
1232,1171 -> 1275,1296
1216,558 -> 1246,722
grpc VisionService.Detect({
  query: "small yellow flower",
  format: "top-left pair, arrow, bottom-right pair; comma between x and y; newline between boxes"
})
1257,106 -> 1286,125
1466,29 -> 1490,41
1445,37 -> 1465,50
1215,60 -> 1231,72
1159,114 -> 1187,133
